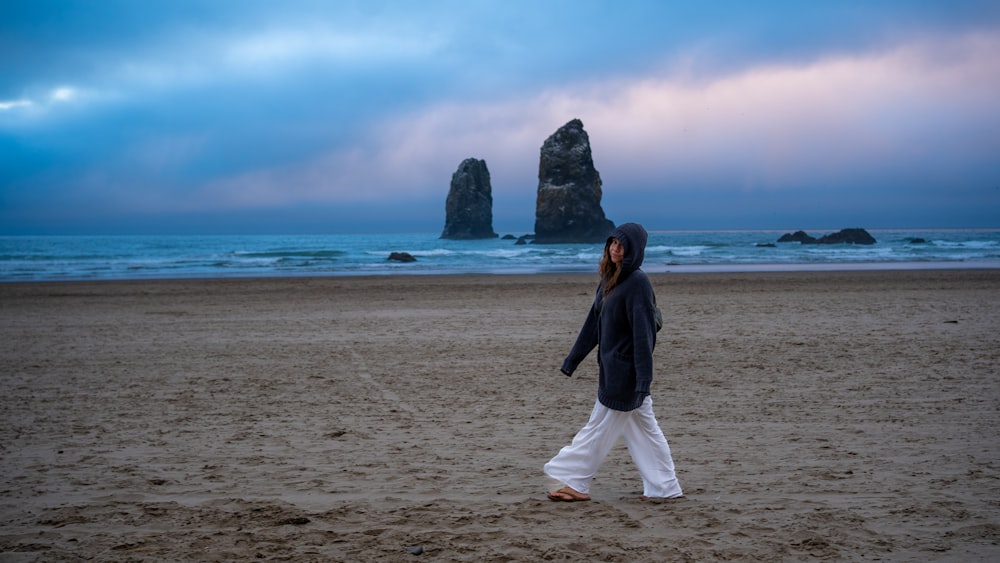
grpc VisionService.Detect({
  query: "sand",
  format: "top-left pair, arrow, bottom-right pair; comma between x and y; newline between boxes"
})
1,270 -> 999,561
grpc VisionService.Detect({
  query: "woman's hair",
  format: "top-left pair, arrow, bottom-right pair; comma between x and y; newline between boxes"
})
599,238 -> 622,296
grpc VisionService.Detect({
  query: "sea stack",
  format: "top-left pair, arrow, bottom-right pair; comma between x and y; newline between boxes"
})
532,119 -> 614,244
440,158 -> 498,240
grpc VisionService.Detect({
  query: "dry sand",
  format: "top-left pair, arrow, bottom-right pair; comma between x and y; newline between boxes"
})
1,270 -> 999,561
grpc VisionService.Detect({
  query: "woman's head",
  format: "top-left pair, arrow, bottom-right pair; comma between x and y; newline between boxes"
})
599,223 -> 648,294
608,238 -> 624,265
599,237 -> 624,293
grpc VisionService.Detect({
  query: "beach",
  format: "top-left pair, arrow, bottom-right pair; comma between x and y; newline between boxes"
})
1,269 -> 998,561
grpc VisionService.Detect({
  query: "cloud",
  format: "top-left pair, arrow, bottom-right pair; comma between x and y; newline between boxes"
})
0,87 -> 72,112
50,87 -> 76,101
182,30 -> 998,215
581,31 -> 1000,191
0,99 -> 32,111
222,26 -> 447,68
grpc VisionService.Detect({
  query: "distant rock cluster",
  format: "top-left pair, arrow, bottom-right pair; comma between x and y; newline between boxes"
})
437,121 -> 878,249
777,228 -> 877,245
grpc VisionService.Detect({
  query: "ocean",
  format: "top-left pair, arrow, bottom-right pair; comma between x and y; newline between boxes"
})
2,229 -> 999,282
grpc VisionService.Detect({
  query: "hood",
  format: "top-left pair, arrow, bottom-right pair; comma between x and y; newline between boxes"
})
608,222 -> 647,274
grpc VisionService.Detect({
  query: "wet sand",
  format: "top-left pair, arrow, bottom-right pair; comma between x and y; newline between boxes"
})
1,270 -> 999,561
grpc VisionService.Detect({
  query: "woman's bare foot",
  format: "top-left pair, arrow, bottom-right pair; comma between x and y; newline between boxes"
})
546,486 -> 591,502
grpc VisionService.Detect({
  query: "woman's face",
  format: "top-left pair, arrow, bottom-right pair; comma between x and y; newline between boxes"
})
609,238 -> 624,264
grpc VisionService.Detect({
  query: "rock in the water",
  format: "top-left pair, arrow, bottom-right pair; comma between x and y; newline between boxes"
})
532,119 -> 614,244
816,228 -> 876,245
441,158 -> 497,240
388,252 -> 417,262
777,228 -> 876,245
777,230 -> 817,244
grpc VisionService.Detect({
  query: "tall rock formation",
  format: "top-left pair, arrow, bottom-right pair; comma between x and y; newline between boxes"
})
533,119 -> 614,244
441,158 -> 497,240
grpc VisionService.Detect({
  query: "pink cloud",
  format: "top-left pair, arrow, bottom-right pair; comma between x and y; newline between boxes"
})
189,31 -> 1000,211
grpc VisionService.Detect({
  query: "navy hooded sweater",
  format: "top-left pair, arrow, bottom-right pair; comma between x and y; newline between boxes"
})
560,223 -> 659,412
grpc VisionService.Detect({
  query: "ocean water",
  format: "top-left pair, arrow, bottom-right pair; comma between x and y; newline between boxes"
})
1,229 -> 999,282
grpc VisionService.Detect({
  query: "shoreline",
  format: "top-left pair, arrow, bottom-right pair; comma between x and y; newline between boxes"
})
2,265 -> 999,290
2,268 -> 998,560
3,259 -> 1000,285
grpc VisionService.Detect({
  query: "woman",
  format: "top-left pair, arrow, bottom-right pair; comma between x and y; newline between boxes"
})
544,222 -> 683,502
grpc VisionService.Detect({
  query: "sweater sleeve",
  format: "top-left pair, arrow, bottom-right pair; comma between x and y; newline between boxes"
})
561,292 -> 601,376
630,279 -> 658,394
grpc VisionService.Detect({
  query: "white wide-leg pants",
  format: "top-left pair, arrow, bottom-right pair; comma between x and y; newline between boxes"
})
543,396 -> 682,498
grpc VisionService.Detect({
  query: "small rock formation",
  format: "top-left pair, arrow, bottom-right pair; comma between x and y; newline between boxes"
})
777,228 -> 877,245
817,228 -> 876,245
532,119 -> 614,244
388,252 -> 416,262
777,230 -> 817,244
441,158 -> 497,240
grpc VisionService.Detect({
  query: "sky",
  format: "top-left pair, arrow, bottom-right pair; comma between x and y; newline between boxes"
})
2,0 -> 999,235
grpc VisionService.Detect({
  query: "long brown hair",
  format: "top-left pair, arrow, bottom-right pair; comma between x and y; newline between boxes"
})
599,239 -> 622,296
